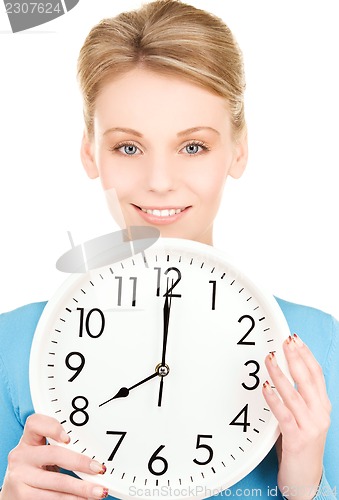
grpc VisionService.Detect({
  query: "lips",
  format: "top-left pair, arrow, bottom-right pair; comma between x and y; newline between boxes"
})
132,204 -> 190,224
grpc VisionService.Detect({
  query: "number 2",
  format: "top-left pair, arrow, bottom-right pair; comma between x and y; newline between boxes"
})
237,315 -> 255,345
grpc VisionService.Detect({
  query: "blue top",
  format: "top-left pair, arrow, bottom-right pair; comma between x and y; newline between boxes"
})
0,298 -> 338,499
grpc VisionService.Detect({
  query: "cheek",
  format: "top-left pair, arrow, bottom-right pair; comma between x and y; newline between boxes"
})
190,161 -> 228,201
100,171 -> 129,193
97,157 -> 134,194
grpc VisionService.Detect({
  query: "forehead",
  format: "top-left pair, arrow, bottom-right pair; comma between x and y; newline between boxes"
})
93,68 -> 232,137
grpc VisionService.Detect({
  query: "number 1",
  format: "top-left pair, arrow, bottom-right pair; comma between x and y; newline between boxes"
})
209,280 -> 216,310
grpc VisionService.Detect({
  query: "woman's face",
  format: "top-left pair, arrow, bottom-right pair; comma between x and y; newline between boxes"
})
81,68 -> 247,245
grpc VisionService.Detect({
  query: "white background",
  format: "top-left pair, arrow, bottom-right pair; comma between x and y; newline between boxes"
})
0,0 -> 338,318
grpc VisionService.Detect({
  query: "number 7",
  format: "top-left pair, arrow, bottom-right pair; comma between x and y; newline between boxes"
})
106,431 -> 127,461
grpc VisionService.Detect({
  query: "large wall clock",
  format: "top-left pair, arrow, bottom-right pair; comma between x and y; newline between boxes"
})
30,237 -> 291,499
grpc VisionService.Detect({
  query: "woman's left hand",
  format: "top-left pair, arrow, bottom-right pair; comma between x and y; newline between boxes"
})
263,334 -> 331,500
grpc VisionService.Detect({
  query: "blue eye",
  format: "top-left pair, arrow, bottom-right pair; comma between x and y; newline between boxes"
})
185,144 -> 201,155
181,141 -> 209,155
121,144 -> 139,155
109,142 -> 142,156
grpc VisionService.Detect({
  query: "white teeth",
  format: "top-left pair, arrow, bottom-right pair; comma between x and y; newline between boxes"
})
140,208 -> 184,217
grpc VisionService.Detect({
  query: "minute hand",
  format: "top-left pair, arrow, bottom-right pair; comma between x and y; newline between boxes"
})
161,292 -> 171,366
158,291 -> 172,407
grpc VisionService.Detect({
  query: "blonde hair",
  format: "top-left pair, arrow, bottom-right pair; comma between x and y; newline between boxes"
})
77,0 -> 246,139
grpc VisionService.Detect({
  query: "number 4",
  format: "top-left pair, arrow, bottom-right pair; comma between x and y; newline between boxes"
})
229,404 -> 250,432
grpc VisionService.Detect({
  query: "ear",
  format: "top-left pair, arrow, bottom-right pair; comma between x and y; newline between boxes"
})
80,130 -> 99,179
229,130 -> 248,179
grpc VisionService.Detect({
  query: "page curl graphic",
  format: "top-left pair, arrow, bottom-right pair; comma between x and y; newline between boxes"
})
4,0 -> 80,33
56,227 -> 160,273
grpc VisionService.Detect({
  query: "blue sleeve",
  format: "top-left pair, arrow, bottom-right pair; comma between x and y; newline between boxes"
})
322,315 -> 339,489
313,470 -> 337,499
282,470 -> 336,499
0,302 -> 46,485
0,349 -> 23,484
277,299 -> 339,494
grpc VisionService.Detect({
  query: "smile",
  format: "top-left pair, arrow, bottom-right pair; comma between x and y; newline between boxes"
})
140,208 -> 184,217
132,205 -> 191,225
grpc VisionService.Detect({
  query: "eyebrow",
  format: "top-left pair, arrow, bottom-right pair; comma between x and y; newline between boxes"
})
103,126 -> 220,138
177,127 -> 220,137
103,127 -> 143,137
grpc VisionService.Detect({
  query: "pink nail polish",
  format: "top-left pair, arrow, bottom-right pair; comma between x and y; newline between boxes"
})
59,430 -> 70,444
285,335 -> 295,351
263,380 -> 273,394
288,335 -> 295,351
90,461 -> 106,474
92,487 -> 109,499
293,333 -> 303,347
269,352 -> 277,366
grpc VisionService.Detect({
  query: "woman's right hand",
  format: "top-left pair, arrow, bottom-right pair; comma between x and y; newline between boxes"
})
0,413 -> 109,500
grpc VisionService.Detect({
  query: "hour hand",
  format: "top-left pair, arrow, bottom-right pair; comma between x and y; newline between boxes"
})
99,371 -> 158,407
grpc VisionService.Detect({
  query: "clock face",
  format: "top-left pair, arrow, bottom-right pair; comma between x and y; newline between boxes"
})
30,238 -> 291,499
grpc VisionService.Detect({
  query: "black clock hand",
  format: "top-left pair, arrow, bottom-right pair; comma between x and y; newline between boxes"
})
162,291 -> 171,365
158,284 -> 172,407
99,371 -> 158,407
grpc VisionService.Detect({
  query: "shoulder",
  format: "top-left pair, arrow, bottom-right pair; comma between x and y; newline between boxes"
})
0,301 -> 47,328
274,298 -> 339,487
276,297 -> 338,369
0,302 -> 47,354
0,302 -> 47,420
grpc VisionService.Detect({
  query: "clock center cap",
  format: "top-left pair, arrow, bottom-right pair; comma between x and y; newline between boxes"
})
156,363 -> 170,377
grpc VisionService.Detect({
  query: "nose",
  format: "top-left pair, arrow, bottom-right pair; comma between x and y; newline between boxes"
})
146,154 -> 177,193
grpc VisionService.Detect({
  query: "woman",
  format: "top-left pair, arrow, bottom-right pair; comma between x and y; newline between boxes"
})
0,0 -> 337,498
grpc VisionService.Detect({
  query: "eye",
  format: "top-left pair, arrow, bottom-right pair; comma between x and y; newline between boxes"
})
181,141 -> 209,155
121,144 -> 139,155
110,142 -> 142,156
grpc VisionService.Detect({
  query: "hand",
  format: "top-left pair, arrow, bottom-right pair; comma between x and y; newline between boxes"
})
263,334 -> 331,500
158,287 -> 172,407
99,371 -> 158,406
1,413 -> 109,500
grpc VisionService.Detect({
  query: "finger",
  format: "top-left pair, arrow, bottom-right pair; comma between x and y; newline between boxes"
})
27,488 -> 105,500
262,381 -> 299,437
3,481 -> 88,500
27,445 -> 106,477
290,334 -> 331,411
21,414 -> 70,447
265,351 -> 309,424
28,468 -> 109,499
282,336 -> 318,409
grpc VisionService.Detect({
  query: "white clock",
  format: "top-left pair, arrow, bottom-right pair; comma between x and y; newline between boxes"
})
29,237 -> 291,499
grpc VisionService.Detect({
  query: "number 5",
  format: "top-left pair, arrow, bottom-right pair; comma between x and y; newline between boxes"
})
193,434 -> 214,465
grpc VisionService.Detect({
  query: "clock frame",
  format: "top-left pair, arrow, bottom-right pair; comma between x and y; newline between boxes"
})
30,238 -> 291,499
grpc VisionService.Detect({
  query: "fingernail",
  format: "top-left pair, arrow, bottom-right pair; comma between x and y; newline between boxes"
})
263,380 -> 273,394
92,486 -> 109,498
90,461 -> 106,474
59,430 -> 70,444
269,351 -> 277,366
286,335 -> 295,351
293,333 -> 303,347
